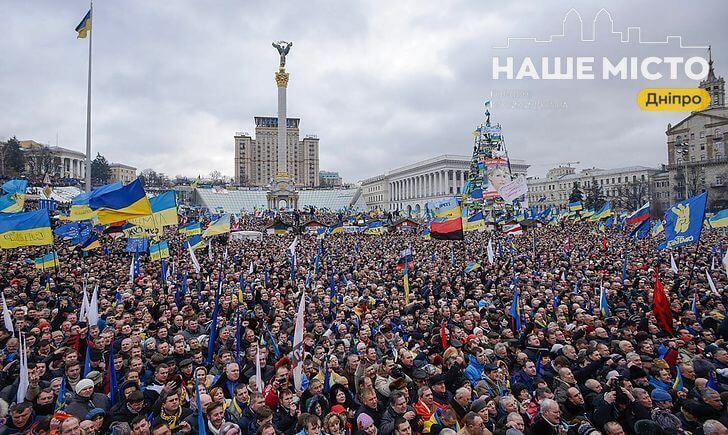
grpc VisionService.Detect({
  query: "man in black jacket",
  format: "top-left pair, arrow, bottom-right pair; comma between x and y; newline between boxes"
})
272,388 -> 299,434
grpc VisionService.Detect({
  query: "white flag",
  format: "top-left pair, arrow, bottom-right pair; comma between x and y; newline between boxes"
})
16,333 -> 28,404
255,339 -> 263,393
79,286 -> 89,323
189,245 -> 201,274
706,270 -> 720,296
249,262 -> 254,275
292,290 -> 306,392
87,286 -> 99,327
1,292 -> 13,334
712,255 -> 717,271
487,240 -> 495,265
208,239 -> 214,262
670,254 -> 679,274
129,254 -> 135,283
723,250 -> 728,277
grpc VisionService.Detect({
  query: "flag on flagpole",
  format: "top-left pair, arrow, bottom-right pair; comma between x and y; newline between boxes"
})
108,342 -> 120,405
673,365 -> 684,391
658,192 -> 707,250
206,270 -> 222,365
55,377 -> 67,411
487,240 -> 495,265
255,338 -> 263,393
653,273 -> 673,335
79,285 -> 89,322
403,259 -> 410,305
1,292 -> 13,334
249,262 -> 254,275
189,244 -> 201,274
670,254 -> 679,274
17,333 -> 28,404
292,290 -> 306,392
509,290 -> 522,332
194,372 -> 207,435
83,336 -> 92,377
599,284 -> 610,317
75,9 -> 92,38
706,270 -> 719,296
87,286 -> 99,327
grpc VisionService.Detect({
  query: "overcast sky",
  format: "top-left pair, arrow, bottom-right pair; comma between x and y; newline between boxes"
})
2,0 -> 726,181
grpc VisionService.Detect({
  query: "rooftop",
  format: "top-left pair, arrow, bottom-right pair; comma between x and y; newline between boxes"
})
195,187 -> 367,212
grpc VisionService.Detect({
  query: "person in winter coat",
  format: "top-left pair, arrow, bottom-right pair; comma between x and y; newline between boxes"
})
64,378 -> 110,420
380,391 -> 423,435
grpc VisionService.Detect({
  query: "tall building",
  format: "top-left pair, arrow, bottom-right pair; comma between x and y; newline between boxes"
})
361,154 -> 529,215
234,117 -> 320,188
664,50 -> 727,211
527,165 -> 662,212
319,171 -> 342,187
109,163 -> 137,184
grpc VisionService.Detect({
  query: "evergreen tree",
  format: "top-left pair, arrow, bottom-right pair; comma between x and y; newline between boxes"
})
584,178 -> 605,210
91,153 -> 111,185
568,182 -> 583,204
0,136 -> 25,177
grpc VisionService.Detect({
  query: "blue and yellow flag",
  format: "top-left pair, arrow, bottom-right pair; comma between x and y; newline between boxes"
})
88,179 -> 152,225
79,233 -> 101,251
71,182 -> 122,222
129,191 -> 177,230
184,235 -> 204,251
180,221 -> 201,236
328,221 -> 344,234
0,210 -> 53,249
363,220 -> 385,235
149,241 -> 170,261
464,261 -> 481,273
34,252 -> 59,269
464,212 -> 486,232
568,201 -> 583,211
75,9 -> 92,39
202,214 -> 230,238
708,209 -> 728,229
658,193 -> 707,250
509,290 -> 522,331
673,365 -> 684,392
0,179 -> 28,213
589,202 -> 612,221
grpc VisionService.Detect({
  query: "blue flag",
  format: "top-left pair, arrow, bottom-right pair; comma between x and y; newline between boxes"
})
509,290 -> 522,332
108,342 -> 120,405
55,377 -> 67,411
659,192 -> 707,250
195,373 -> 207,435
83,336 -> 92,377
206,270 -> 223,364
629,219 -> 650,239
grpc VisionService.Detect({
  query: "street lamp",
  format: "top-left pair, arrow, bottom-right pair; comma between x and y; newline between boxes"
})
675,141 -> 689,200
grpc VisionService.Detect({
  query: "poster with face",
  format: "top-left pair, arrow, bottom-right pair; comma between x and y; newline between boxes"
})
482,157 -> 511,200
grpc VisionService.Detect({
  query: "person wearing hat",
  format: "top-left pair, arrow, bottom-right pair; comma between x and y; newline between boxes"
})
428,374 -> 451,408
64,378 -> 111,420
83,408 -> 106,434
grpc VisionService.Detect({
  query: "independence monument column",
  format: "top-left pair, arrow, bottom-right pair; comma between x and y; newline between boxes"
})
267,41 -> 299,211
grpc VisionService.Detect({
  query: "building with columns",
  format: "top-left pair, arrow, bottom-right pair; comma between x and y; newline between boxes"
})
19,140 -> 87,180
361,154 -> 529,215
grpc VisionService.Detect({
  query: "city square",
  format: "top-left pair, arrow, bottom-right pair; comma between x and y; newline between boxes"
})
1,2 -> 728,435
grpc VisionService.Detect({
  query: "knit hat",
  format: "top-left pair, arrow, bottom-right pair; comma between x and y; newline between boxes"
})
357,413 -> 374,429
86,371 -> 103,386
650,389 -> 672,402
75,378 -> 95,394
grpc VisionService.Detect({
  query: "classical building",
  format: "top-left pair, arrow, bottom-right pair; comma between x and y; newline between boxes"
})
665,51 -> 727,211
361,154 -> 529,215
234,117 -> 320,188
527,165 -> 663,212
109,163 -> 137,184
319,171 -> 342,187
19,140 -> 87,180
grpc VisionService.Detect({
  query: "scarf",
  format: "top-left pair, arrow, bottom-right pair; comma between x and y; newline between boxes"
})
159,406 -> 182,429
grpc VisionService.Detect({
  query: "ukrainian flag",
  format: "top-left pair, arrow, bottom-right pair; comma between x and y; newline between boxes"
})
0,210 -> 53,249
328,222 -> 344,234
149,241 -> 170,261
76,9 -> 92,39
464,212 -> 486,232
421,226 -> 431,239
70,183 -> 122,222
316,227 -> 327,239
363,221 -> 385,235
202,214 -> 230,238
34,252 -> 59,269
568,201 -> 583,211
673,366 -> 684,391
130,191 -> 178,230
180,221 -> 202,236
708,209 -> 728,229
651,220 -> 664,236
79,233 -> 101,251
184,235 -> 204,251
589,202 -> 612,221
0,179 -> 28,213
88,179 -> 152,225
464,261 -> 481,273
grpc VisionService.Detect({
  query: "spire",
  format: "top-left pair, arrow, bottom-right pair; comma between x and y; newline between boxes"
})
707,45 -> 716,81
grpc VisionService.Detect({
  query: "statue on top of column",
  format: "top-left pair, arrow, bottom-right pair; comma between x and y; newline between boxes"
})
272,41 -> 293,69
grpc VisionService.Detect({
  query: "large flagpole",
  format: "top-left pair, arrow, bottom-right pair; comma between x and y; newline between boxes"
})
84,1 -> 93,192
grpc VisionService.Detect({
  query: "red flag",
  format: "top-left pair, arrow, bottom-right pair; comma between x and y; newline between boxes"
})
440,320 -> 448,350
652,273 -> 673,335
602,237 -> 607,250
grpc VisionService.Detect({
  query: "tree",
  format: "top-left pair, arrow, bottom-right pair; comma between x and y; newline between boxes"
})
91,153 -> 111,185
568,182 -> 583,204
139,168 -> 159,186
614,180 -> 650,211
0,136 -> 26,177
209,170 -> 223,185
584,177 -> 605,210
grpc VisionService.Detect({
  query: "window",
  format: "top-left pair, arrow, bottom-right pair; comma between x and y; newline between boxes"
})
701,144 -> 705,150
690,133 -> 695,140
717,176 -> 724,185
700,131 -> 705,138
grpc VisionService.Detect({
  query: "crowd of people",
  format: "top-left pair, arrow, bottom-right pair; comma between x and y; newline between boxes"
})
0,211 -> 726,435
